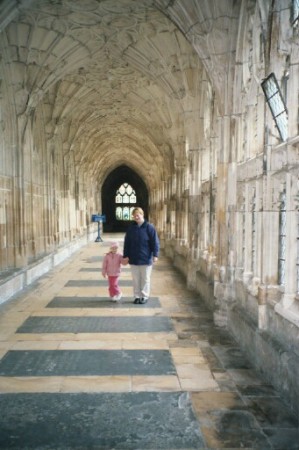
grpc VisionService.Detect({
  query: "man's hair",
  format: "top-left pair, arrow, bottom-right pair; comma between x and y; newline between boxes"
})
132,207 -> 144,216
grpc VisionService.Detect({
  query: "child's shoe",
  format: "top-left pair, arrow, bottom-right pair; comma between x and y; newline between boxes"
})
115,292 -> 122,301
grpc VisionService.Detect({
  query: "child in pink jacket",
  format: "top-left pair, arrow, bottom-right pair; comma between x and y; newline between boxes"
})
102,242 -> 125,301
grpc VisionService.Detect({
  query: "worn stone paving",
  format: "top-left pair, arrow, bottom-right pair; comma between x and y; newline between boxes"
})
0,392 -> 205,449
0,234 -> 298,450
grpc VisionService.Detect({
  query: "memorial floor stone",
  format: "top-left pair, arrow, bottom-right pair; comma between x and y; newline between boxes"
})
16,316 -> 173,333
0,392 -> 205,449
0,349 -> 176,376
47,296 -> 161,308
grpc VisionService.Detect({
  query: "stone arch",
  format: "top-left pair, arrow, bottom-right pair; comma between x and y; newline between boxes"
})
101,165 -> 148,233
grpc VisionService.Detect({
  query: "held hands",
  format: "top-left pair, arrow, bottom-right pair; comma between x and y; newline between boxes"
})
120,257 -> 157,264
102,273 -> 107,278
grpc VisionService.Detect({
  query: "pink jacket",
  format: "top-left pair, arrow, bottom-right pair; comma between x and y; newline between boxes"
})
102,252 -> 123,276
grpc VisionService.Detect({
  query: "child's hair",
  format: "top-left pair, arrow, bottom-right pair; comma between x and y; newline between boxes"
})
109,241 -> 119,249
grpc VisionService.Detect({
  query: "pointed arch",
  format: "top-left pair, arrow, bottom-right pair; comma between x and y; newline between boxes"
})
101,165 -> 148,232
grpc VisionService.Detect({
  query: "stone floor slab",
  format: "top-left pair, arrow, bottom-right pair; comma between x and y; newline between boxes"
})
84,256 -> 103,262
0,392 -> 205,449
16,316 -> 173,333
0,349 -> 176,376
47,296 -> 161,308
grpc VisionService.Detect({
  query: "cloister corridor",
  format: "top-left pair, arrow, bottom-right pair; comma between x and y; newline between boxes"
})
1,0 -> 299,448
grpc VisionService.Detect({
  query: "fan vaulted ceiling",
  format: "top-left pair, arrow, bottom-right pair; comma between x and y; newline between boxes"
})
0,0 -> 239,189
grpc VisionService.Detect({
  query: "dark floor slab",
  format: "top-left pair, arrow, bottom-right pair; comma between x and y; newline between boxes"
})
16,316 -> 173,334
0,349 -> 176,376
84,256 -> 103,262
0,392 -> 205,449
65,279 -> 133,286
47,296 -> 161,308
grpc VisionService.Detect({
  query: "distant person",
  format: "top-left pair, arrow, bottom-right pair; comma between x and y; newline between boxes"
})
123,207 -> 159,304
102,242 -> 125,302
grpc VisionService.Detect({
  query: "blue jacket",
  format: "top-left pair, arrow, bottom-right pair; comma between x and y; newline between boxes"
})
123,221 -> 159,265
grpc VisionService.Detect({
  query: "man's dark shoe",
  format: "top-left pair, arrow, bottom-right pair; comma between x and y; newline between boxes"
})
140,297 -> 148,304
133,298 -> 140,304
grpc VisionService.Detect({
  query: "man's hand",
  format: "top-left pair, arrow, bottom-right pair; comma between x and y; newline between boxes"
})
153,257 -> 158,263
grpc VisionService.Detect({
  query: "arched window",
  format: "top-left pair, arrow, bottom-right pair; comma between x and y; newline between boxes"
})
278,189 -> 287,286
115,183 -> 137,220
292,0 -> 299,26
261,73 -> 288,142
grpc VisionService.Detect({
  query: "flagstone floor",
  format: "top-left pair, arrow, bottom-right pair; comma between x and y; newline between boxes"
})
0,234 -> 298,449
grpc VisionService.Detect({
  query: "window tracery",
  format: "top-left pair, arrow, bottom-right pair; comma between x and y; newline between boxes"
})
261,73 -> 288,142
115,183 -> 136,221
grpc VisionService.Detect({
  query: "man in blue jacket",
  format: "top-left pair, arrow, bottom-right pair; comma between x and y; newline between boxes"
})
123,207 -> 159,304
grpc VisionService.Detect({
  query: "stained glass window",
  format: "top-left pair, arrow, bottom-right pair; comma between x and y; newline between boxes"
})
116,207 -> 122,220
115,183 -> 137,220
